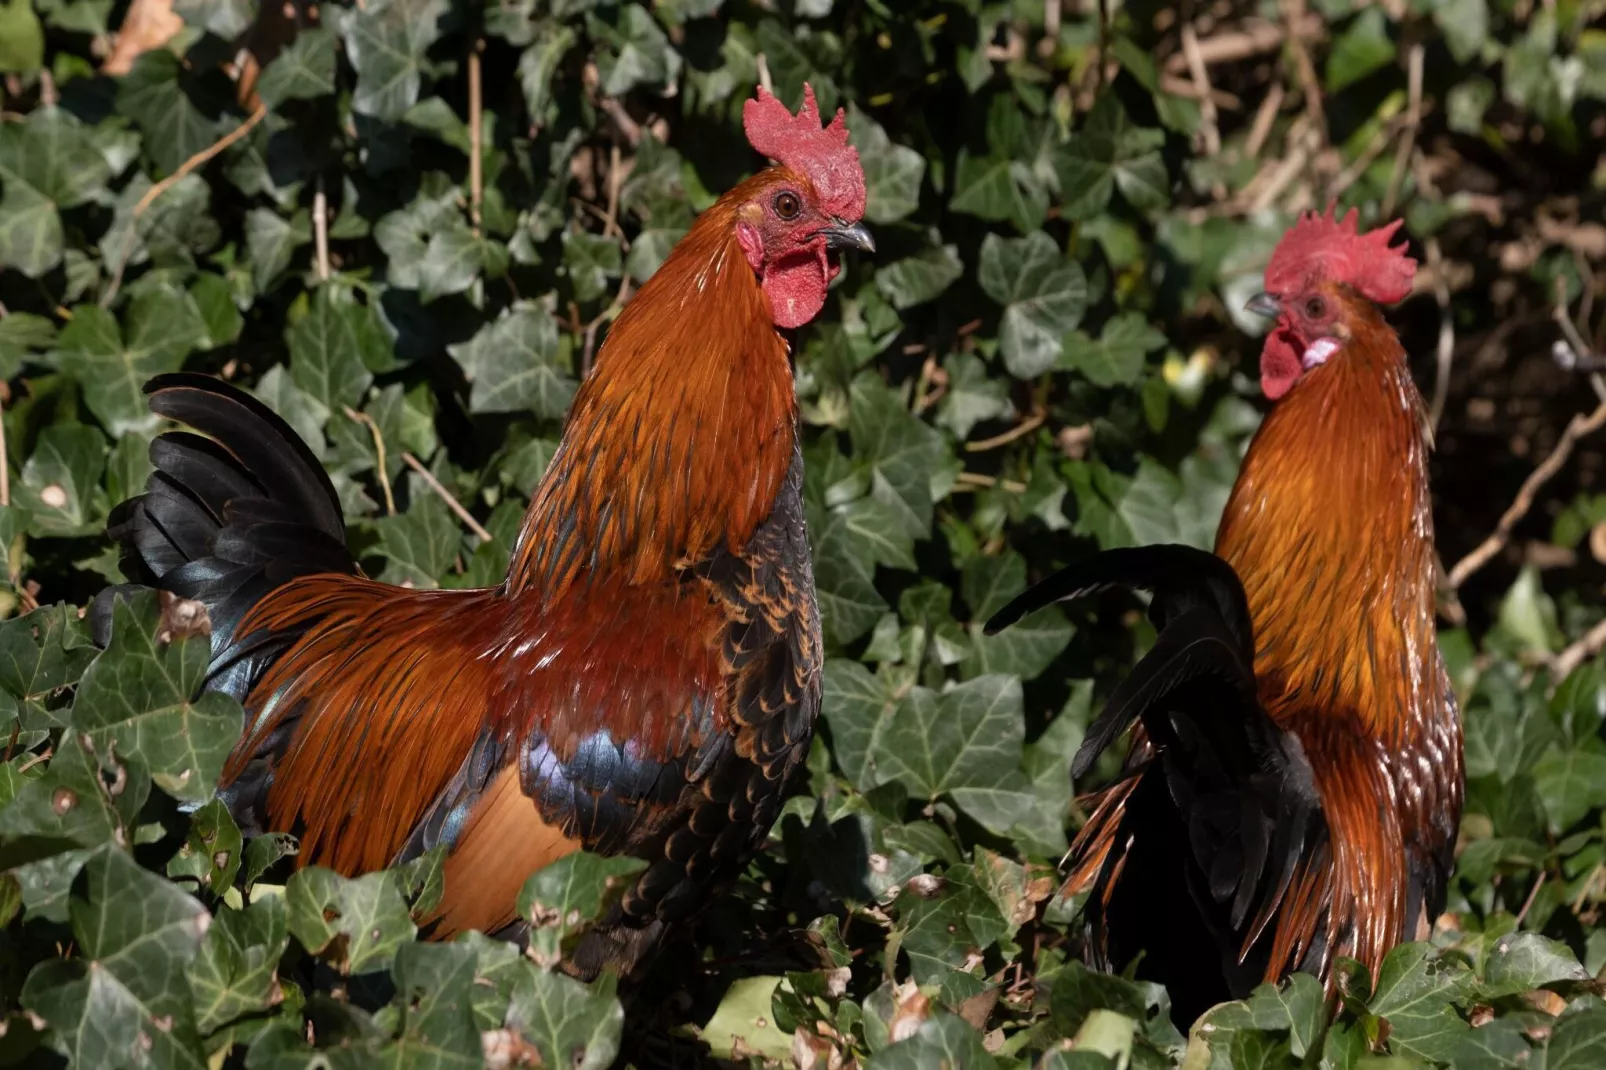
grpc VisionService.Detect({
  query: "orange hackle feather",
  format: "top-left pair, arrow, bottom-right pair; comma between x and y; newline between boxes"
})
220,167 -> 810,897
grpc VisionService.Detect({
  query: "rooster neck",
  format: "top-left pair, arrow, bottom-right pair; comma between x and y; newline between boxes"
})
506,196 -> 798,599
1214,317 -> 1439,748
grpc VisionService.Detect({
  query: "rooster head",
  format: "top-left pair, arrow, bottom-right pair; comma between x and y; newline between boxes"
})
738,83 -> 873,329
1247,206 -> 1417,400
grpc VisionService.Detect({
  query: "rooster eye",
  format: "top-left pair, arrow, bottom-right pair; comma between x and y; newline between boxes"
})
773,191 -> 801,220
1304,296 -> 1328,319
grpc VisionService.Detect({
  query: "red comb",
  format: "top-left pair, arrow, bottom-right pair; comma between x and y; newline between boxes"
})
1264,205 -> 1417,304
742,83 -> 866,222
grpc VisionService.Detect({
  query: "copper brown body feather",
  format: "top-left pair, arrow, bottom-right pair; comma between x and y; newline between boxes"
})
98,166 -> 829,978
997,284 -> 1462,1025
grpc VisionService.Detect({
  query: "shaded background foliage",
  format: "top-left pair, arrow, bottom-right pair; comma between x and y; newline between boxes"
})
0,0 -> 1605,1066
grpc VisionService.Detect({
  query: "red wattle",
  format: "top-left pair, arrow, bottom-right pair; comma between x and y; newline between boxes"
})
761,249 -> 829,329
1260,327 -> 1302,400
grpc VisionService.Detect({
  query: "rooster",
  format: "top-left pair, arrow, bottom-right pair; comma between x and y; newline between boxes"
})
93,84 -> 874,978
987,210 -> 1463,1024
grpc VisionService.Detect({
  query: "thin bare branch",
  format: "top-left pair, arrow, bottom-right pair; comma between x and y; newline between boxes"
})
313,176 -> 330,282
1446,398 -> 1606,589
1423,236 -> 1454,433
598,96 -> 642,148
469,41 -> 483,237
1180,6 -> 1220,158
1245,82 -> 1285,160
1279,0 -> 1326,145
342,406 -> 394,516
1162,16 -> 1320,72
954,472 -> 1027,493
403,453 -> 493,544
1382,43 -> 1424,218
103,103 -> 269,308
1553,617 -> 1606,682
966,406 -> 1046,452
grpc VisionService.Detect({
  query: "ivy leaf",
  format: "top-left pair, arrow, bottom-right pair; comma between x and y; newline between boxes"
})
587,4 -> 681,96
849,374 -> 947,538
1201,973 -> 1326,1058
978,231 -> 1087,379
0,603 -> 96,732
937,353 -> 1012,440
515,852 -> 646,970
0,312 -> 56,377
287,286 -> 381,412
244,207 -> 310,294
1367,943 -> 1475,1063
951,150 -> 1047,234
1326,8 -> 1396,94
419,221 -> 488,303
0,108 -> 110,277
0,729 -> 148,868
1547,1007 -> 1606,1069
813,515 -> 889,645
563,231 -> 622,304
375,492 -> 461,588
872,675 -> 1033,833
700,976 -> 793,1062
504,966 -> 624,1070
286,867 -> 417,975
963,609 -> 1072,682
255,27 -> 338,106
821,658 -> 896,791
56,289 -> 208,436
16,423 -> 106,538
1480,932 -> 1589,998
0,181 -> 60,279
172,0 -> 253,38
852,105 -> 924,224
1532,746 -> 1606,834
341,0 -> 449,120
187,894 -> 290,1035
866,1014 -> 998,1070
71,591 -> 244,804
1434,0 -> 1489,65
1061,312 -> 1167,388
23,844 -> 210,1068
0,0 -> 44,74
875,243 -> 963,310
166,799 -> 242,896
517,25 -> 578,121
1054,94 -> 1168,218
381,942 -> 482,1066
115,50 -> 227,175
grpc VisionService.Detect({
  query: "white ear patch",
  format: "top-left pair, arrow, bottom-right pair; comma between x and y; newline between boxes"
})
1301,337 -> 1340,370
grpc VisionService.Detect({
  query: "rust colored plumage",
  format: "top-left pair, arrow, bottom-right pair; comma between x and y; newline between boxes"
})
1212,294 -> 1458,980
989,213 -> 1463,1025
98,84 -> 869,978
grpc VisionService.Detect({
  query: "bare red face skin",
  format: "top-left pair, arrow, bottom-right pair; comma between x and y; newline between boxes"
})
1259,287 -> 1344,399
734,184 -> 844,329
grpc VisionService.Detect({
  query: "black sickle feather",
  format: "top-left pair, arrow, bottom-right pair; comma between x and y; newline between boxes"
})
988,543 -> 1331,1016
94,373 -> 359,706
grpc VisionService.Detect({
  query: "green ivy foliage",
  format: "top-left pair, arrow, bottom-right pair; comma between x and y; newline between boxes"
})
0,0 -> 1605,1066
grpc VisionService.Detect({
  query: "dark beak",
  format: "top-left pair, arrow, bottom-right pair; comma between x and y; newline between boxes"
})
1245,291 -> 1281,317
822,221 -> 875,254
